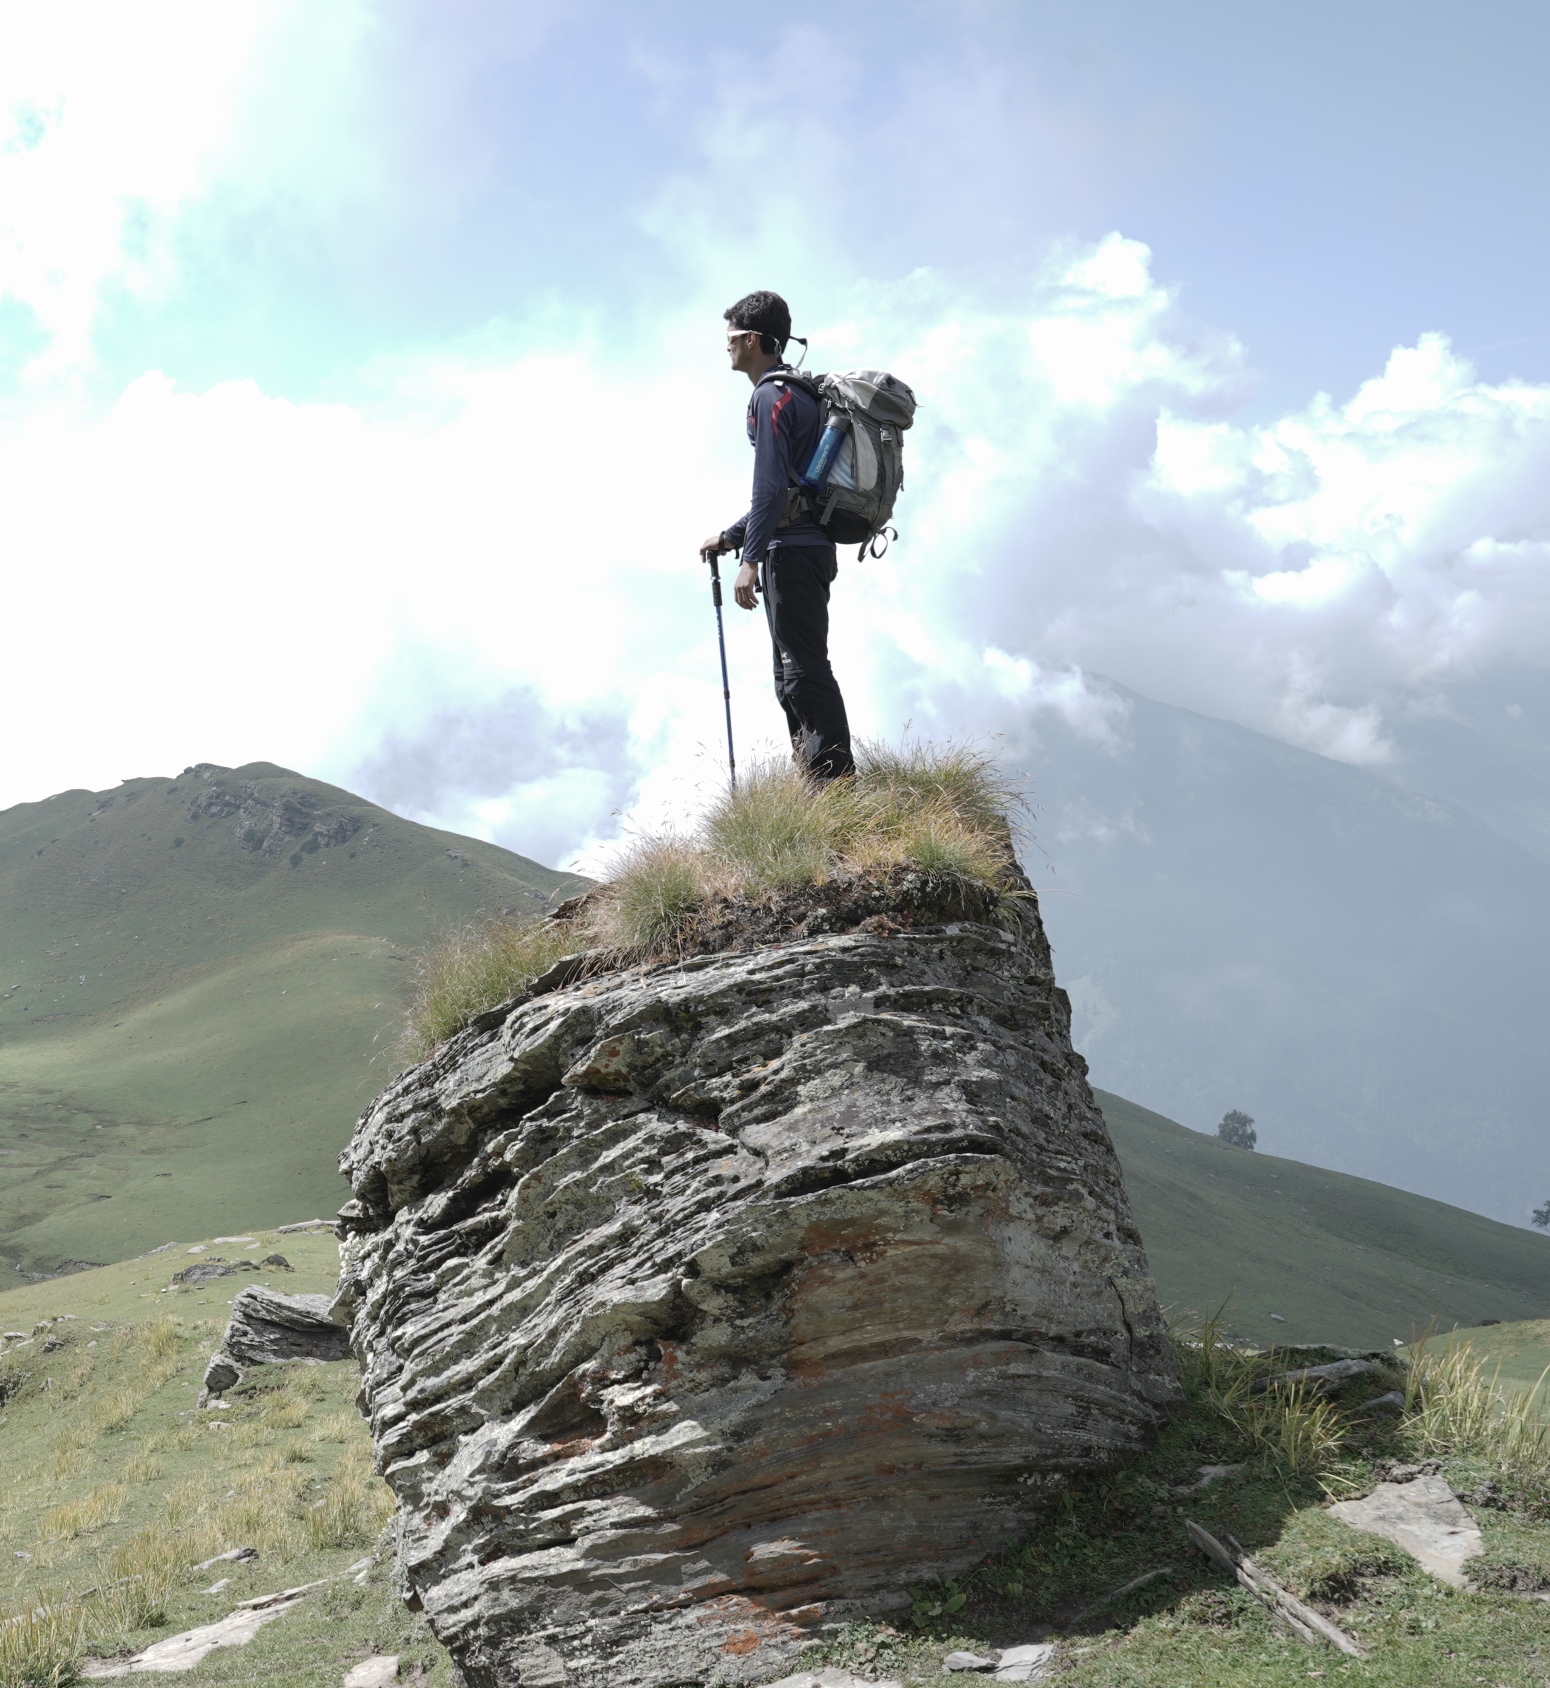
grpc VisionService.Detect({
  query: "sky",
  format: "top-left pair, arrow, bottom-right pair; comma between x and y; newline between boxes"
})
3,0 -> 1550,874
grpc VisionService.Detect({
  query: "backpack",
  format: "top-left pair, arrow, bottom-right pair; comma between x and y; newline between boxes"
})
773,368 -> 916,557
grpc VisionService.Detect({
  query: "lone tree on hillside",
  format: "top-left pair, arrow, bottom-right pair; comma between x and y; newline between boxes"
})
1533,1199 -> 1550,1230
1218,1109 -> 1257,1151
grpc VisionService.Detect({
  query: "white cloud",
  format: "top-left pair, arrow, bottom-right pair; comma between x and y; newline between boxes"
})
6,206 -> 1550,866
0,0 -> 374,382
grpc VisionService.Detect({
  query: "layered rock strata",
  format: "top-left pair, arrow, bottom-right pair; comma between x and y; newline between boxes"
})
335,874 -> 1179,1687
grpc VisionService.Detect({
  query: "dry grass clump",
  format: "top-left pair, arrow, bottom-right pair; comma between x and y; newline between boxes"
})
38,1484 -> 127,1543
119,1448 -> 167,1486
87,1526 -> 183,1634
1238,1378 -> 1347,1476
0,1596 -> 87,1688
401,915 -> 577,1058
400,740 -> 1025,1056
311,1411 -> 358,1446
48,1443 -> 89,1483
260,1392 -> 311,1432
698,741 -> 1021,891
89,1386 -> 143,1437
1403,1335 -> 1550,1485
589,835 -> 713,952
704,762 -> 837,891
1171,1303 -> 1346,1477
305,1446 -> 393,1550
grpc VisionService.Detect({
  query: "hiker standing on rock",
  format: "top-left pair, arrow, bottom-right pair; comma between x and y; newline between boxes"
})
700,290 -> 855,783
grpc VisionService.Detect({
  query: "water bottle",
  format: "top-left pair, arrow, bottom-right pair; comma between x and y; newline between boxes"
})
801,417 -> 850,489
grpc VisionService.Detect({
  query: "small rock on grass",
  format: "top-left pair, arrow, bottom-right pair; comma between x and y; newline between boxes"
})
342,1659 -> 400,1687
1171,1462 -> 1246,1494
1350,1390 -> 1405,1416
1251,1357 -> 1380,1396
194,1545 -> 258,1570
943,1651 -> 997,1671
993,1643 -> 1057,1682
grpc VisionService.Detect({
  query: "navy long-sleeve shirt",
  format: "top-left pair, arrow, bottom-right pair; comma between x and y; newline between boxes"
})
722,368 -> 833,566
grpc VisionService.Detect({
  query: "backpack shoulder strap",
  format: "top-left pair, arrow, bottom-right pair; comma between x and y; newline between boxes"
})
756,366 -> 825,403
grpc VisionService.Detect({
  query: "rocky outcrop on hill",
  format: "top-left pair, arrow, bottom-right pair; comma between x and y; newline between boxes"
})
335,871 -> 1180,1688
184,763 -> 365,860
202,1285 -> 352,1396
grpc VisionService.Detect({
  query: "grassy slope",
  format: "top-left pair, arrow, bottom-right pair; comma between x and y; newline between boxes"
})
0,1232 -> 457,1685
1425,1319 -> 1550,1397
1097,1089 -> 1550,1350
0,763 -> 583,1276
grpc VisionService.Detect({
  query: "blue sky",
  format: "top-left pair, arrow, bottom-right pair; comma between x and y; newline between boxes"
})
4,1 -> 1550,867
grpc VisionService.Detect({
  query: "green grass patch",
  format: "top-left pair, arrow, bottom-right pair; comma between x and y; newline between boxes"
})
1414,1319 -> 1550,1399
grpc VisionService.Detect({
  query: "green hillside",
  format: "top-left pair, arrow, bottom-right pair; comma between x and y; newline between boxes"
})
1099,1089 -> 1550,1349
1425,1319 -> 1550,1397
0,764 -> 583,1277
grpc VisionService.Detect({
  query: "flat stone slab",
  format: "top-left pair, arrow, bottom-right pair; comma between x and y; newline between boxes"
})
342,1659 -> 400,1687
992,1644 -> 1056,1682
763,1672 -> 901,1688
1329,1474 -> 1484,1588
79,1585 -> 315,1675
224,1286 -> 350,1365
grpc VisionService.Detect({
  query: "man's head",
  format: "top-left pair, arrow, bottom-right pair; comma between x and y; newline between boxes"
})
724,290 -> 790,382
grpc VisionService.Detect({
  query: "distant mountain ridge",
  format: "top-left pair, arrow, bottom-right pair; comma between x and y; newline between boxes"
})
0,762 -> 583,1276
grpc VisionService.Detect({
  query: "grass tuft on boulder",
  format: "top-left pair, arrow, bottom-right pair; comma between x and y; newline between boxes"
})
400,739 -> 1026,1058
401,916 -> 577,1059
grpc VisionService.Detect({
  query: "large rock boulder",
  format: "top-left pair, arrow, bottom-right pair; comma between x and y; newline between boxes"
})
202,1286 -> 351,1394
335,874 -> 1180,1688
220,1286 -> 350,1366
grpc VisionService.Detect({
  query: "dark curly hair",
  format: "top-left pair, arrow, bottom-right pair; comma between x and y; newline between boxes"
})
724,290 -> 791,356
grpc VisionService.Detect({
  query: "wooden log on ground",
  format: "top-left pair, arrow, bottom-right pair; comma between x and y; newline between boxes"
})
1184,1520 -> 1368,1657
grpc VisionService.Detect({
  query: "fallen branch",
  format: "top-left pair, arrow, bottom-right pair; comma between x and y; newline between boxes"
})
1184,1520 -> 1367,1657
1067,1567 -> 1176,1627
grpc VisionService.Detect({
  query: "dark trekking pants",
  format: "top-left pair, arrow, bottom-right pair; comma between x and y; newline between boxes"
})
760,544 -> 855,781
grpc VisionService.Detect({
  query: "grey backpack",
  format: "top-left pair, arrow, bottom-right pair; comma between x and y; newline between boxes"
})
777,367 -> 917,557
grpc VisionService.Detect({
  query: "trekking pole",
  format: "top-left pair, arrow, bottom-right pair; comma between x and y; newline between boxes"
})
706,551 -> 737,790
